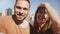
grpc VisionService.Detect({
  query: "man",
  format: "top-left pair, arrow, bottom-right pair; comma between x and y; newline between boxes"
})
0,0 -> 30,34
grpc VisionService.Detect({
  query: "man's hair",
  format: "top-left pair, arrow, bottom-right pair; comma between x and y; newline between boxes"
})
15,0 -> 30,7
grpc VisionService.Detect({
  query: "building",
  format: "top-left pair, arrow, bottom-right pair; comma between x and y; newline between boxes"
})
6,8 -> 12,15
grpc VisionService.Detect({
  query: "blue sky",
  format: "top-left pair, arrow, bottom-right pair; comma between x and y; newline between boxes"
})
0,0 -> 60,15
30,0 -> 60,14
0,0 -> 16,11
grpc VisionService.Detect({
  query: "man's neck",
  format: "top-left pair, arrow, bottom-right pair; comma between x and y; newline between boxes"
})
12,15 -> 23,25
16,20 -> 23,25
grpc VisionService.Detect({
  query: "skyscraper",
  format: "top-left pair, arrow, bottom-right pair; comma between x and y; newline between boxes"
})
6,8 -> 12,15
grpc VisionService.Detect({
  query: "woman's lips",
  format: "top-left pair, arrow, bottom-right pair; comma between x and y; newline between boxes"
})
39,19 -> 43,22
39,16 -> 44,21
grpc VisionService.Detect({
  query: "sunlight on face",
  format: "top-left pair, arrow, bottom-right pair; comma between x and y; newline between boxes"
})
36,8 -> 49,28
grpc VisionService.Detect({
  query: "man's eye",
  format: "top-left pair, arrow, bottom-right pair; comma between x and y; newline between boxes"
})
23,8 -> 28,10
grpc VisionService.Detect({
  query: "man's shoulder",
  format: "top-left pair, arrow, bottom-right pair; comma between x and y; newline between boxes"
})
0,16 -> 12,20
0,15 -> 11,18
0,16 -> 12,25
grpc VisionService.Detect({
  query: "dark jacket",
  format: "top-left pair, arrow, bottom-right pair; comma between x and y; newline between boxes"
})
30,24 -> 53,34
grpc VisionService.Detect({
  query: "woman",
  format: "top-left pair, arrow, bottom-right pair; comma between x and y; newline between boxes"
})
32,3 -> 59,34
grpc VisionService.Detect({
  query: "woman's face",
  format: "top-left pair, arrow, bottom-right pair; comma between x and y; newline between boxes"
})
36,9 -> 49,27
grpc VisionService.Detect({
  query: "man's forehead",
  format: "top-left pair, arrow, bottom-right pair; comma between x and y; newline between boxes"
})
17,0 -> 28,3
16,0 -> 30,9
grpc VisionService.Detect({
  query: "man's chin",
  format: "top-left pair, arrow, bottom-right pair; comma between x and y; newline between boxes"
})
17,18 -> 24,21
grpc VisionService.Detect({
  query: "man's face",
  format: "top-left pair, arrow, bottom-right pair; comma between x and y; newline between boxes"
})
36,9 -> 49,27
14,0 -> 30,21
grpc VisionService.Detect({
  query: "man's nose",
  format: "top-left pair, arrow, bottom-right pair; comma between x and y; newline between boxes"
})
18,9 -> 24,15
19,9 -> 24,13
19,12 -> 23,16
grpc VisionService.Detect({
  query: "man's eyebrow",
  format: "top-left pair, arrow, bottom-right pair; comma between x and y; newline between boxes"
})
16,6 -> 21,9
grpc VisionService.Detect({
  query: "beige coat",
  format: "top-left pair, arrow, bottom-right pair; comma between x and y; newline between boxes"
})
0,16 -> 30,34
